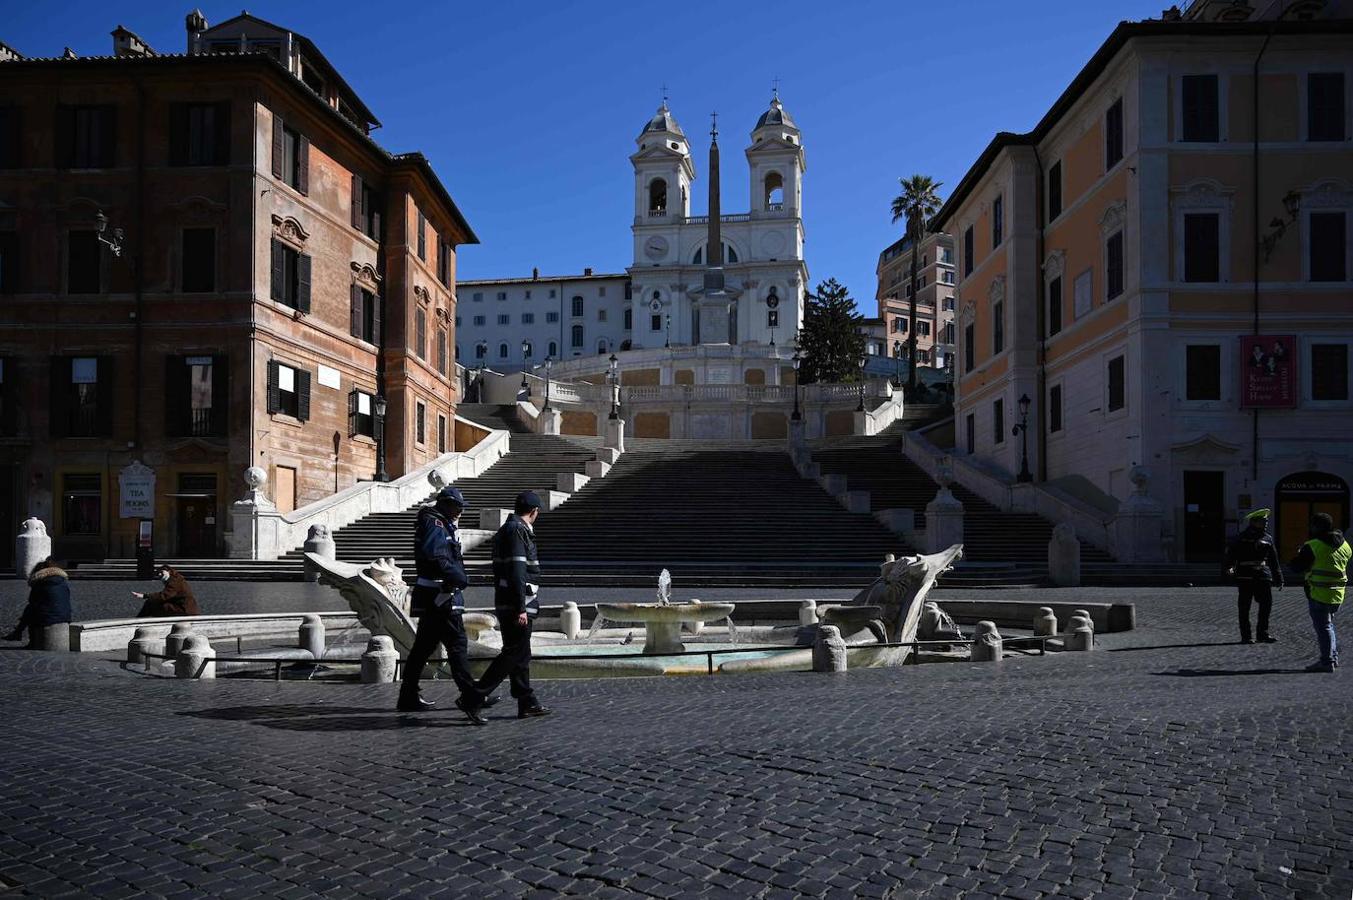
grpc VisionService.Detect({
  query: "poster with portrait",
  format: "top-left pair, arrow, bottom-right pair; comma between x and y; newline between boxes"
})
1240,335 -> 1297,408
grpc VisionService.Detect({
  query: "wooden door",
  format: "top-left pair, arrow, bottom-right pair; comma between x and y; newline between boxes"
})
1183,471 -> 1225,562
275,465 -> 297,515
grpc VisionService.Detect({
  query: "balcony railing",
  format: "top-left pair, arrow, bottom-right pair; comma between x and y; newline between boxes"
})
683,213 -> 752,225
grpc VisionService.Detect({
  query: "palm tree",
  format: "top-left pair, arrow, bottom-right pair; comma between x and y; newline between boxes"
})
890,174 -> 943,396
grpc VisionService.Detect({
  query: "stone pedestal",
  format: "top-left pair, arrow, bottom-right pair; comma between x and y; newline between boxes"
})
971,621 -> 1002,662
360,635 -> 399,682
788,418 -> 805,448
812,625 -> 848,672
479,508 -> 512,530
644,620 -> 685,655
596,447 -> 621,465
299,614 -> 325,658
33,624 -> 69,652
164,622 -> 193,658
604,418 -> 626,453
1111,467 -> 1166,562
15,518 -> 51,579
925,492 -> 964,554
842,491 -> 870,514
557,472 -> 590,493
1048,523 -> 1081,586
539,408 -> 562,435
227,466 -> 282,560
127,626 -> 156,664
175,635 -> 215,679
302,525 -> 335,584
560,602 -> 581,639
584,459 -> 612,479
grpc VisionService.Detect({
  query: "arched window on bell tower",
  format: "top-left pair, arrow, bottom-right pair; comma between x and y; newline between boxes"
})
648,178 -> 668,215
764,172 -> 784,210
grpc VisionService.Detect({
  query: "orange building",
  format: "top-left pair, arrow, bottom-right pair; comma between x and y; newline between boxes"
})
0,12 -> 475,564
934,2 -> 1353,562
874,231 -> 957,369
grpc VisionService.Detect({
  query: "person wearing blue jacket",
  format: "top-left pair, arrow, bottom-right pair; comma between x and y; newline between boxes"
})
396,486 -> 494,720
5,559 -> 73,646
476,491 -> 550,719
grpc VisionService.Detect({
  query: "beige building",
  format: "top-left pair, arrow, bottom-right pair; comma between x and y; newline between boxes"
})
933,2 -> 1353,562
875,232 -> 957,369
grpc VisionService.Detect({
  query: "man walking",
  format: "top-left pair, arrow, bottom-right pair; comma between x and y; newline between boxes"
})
477,491 -> 550,719
1291,513 -> 1350,673
1224,508 -> 1284,644
397,485 -> 494,723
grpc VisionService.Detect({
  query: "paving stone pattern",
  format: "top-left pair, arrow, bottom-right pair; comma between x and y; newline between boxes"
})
0,589 -> 1349,898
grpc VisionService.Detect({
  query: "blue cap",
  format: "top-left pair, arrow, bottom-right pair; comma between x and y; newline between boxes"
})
436,486 -> 467,508
515,491 -> 543,514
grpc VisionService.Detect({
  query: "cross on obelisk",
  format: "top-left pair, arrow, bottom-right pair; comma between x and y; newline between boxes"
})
772,76 -> 780,99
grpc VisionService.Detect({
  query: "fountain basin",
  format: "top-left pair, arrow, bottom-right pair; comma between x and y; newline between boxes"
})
594,602 -> 736,654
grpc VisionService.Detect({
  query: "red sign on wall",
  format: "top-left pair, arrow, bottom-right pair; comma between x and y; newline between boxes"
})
1240,335 -> 1297,408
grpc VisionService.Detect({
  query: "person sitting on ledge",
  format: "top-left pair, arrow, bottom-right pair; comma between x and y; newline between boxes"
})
4,559 -> 73,645
132,565 -> 200,618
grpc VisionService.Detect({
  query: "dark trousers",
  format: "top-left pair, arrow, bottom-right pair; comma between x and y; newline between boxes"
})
1237,582 -> 1273,640
401,591 -> 481,703
477,610 -> 535,705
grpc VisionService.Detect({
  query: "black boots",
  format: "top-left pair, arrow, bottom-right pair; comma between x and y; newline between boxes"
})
396,692 -> 436,713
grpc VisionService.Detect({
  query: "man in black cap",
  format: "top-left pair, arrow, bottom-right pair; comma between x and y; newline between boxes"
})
476,490 -> 550,718
397,485 -> 494,723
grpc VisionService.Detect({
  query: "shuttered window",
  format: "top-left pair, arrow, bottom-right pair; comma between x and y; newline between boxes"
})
993,398 -> 1005,444
416,209 -> 426,260
165,355 -> 227,437
56,105 -> 115,168
1183,213 -> 1220,282
50,356 -> 114,437
1310,212 -> 1347,283
182,228 -> 215,293
67,230 -> 100,294
1047,161 -> 1062,221
0,106 -> 20,169
1185,345 -> 1221,401
270,239 -> 311,311
963,226 -> 974,278
266,360 -> 310,421
414,308 -> 426,358
348,389 -> 374,437
963,323 -> 974,373
1180,75 -> 1219,142
1047,276 -> 1062,336
1308,73 -> 1346,142
1105,231 -> 1124,299
169,102 -> 230,166
1049,385 -> 1063,433
1107,355 -> 1126,412
271,113 -> 308,194
1105,97 -> 1124,169
349,285 -> 381,344
1312,344 -> 1349,402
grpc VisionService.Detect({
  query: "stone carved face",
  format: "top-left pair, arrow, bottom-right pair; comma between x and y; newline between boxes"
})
245,466 -> 267,489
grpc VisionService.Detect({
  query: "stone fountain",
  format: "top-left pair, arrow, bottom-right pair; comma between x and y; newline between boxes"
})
592,569 -> 736,655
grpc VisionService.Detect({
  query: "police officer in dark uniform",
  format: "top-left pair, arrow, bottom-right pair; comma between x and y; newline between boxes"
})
397,485 -> 495,723
476,491 -> 550,719
1223,508 -> 1284,644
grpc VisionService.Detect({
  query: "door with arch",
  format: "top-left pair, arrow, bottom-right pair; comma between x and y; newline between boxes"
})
1275,472 -> 1350,561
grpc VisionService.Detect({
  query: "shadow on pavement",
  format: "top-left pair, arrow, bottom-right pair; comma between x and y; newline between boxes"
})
1155,667 -> 1312,678
1109,641 -> 1245,653
177,704 -> 473,730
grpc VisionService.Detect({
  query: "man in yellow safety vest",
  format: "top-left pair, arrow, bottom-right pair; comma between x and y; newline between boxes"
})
1290,513 -> 1351,673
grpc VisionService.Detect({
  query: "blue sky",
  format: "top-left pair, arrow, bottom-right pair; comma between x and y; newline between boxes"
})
5,0 -> 1166,308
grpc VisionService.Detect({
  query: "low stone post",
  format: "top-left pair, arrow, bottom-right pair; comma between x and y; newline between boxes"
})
164,622 -> 193,659
812,625 -> 848,673
33,624 -> 70,652
299,614 -> 325,658
971,621 -> 1003,662
127,626 -> 156,664
1034,607 -> 1058,637
1072,609 -> 1094,631
302,525 -> 335,583
560,602 -> 581,639
175,634 -> 215,679
15,518 -> 51,579
604,417 -> 626,453
360,635 -> 399,683
1065,623 -> 1095,651
1048,523 -> 1082,587
539,408 -> 562,436
798,600 -> 818,626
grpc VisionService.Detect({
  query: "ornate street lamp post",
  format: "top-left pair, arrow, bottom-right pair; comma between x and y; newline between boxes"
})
374,395 -> 389,483
893,339 -> 903,389
543,355 -> 553,411
520,340 -> 532,398
791,340 -> 802,422
665,313 -> 671,349
1012,392 -> 1033,483
96,210 -> 125,257
856,351 -> 868,412
607,352 -> 620,420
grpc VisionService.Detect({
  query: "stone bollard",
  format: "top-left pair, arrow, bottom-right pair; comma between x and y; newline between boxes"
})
812,625 -> 848,673
164,622 -> 193,659
560,602 -> 581,639
127,626 -> 156,664
360,635 -> 399,683
298,614 -> 325,658
302,524 -> 335,583
175,634 -> 215,679
1065,624 -> 1095,651
971,621 -> 1003,662
798,600 -> 819,626
1072,609 -> 1095,631
33,623 -> 70,652
1034,607 -> 1059,637
15,517 -> 52,579
1048,523 -> 1082,587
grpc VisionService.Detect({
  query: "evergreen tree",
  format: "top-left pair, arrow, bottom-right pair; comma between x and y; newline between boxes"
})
797,278 -> 865,384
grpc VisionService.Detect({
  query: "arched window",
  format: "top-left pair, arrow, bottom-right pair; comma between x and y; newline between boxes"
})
692,242 -> 739,265
571,296 -> 584,317
522,341 -> 533,359
475,343 -> 487,359
648,178 -> 667,214
620,339 -> 632,350
597,339 -> 609,354
764,172 -> 784,209
498,342 -> 508,359
571,325 -> 584,348
455,344 -> 461,361
693,246 -> 702,265
548,340 -> 558,358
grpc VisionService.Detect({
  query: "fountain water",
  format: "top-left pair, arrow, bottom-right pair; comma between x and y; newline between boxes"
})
593,569 -> 736,655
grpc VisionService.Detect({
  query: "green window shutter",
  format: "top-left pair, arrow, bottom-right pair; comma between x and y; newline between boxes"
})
296,369 -> 311,422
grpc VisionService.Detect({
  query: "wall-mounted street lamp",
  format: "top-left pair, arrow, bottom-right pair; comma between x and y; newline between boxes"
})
1260,190 -> 1302,262
1012,392 -> 1033,483
96,210 -> 125,257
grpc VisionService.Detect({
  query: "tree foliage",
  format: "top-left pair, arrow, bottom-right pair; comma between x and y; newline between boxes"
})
796,278 -> 865,384
889,173 -> 944,394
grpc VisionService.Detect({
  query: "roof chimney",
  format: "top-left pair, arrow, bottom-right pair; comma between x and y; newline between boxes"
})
584,267 -> 593,277
185,8 -> 208,53
532,266 -> 539,280
61,47 -> 78,60
112,25 -> 156,58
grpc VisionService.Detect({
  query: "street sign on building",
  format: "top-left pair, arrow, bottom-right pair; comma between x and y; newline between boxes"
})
1239,335 -> 1297,409
118,461 -> 156,519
